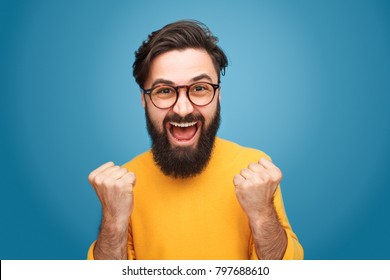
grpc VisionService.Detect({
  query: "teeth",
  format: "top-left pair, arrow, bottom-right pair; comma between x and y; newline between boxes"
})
170,121 -> 197,127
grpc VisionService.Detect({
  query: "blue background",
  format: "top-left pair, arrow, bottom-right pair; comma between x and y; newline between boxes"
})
1,0 -> 389,259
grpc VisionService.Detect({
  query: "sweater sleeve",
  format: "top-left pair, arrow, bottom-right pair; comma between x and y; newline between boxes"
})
87,241 -> 96,260
127,221 -> 136,260
274,185 -> 304,260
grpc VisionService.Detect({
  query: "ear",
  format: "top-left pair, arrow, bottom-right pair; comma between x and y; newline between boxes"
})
141,92 -> 146,108
218,91 -> 221,102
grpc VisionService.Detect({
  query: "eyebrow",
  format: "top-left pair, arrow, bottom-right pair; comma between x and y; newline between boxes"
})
150,74 -> 214,88
190,74 -> 213,83
150,79 -> 175,88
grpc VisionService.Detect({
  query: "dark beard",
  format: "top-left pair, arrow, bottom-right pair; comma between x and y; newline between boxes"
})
145,103 -> 220,178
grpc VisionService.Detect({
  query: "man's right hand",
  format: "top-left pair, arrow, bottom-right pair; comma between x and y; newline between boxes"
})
88,161 -> 136,226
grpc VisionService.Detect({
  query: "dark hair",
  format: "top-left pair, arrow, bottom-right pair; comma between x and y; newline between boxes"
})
133,20 -> 228,89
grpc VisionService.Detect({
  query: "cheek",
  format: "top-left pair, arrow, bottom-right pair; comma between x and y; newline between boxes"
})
147,106 -> 167,132
200,103 -> 218,127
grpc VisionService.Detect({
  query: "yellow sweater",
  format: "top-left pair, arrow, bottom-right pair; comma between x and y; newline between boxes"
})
88,137 -> 303,259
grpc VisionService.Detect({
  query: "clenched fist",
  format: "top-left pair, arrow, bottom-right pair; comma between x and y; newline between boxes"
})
233,158 -> 282,220
88,161 -> 136,225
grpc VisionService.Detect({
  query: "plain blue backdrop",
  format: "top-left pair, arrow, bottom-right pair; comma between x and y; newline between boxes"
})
1,0 -> 389,259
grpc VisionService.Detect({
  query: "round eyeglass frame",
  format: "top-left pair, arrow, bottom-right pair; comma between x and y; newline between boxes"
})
142,82 -> 220,109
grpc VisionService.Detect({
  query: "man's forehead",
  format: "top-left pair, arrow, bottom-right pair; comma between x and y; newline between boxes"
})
145,48 -> 218,86
149,74 -> 214,88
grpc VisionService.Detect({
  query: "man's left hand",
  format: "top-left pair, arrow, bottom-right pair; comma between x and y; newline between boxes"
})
233,158 -> 282,220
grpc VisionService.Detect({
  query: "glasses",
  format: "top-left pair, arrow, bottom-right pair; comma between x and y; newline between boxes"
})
142,82 -> 220,109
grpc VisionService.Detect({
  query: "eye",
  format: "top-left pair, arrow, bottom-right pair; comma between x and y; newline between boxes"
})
193,85 -> 206,91
151,86 -> 176,100
190,83 -> 212,95
156,87 -> 174,94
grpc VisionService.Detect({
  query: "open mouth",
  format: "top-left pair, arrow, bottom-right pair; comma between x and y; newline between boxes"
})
167,121 -> 200,144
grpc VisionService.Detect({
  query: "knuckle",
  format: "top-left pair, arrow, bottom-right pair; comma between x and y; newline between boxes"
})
262,173 -> 271,183
94,174 -> 104,185
88,172 -> 95,184
240,168 -> 249,176
113,180 -> 124,190
276,169 -> 283,180
271,169 -> 282,183
102,177 -> 113,186
248,163 -> 256,169
112,165 -> 120,172
252,175 -> 262,185
128,172 -> 136,182
241,179 -> 250,188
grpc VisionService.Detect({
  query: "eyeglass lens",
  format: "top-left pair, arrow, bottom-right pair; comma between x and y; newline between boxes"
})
150,83 -> 215,108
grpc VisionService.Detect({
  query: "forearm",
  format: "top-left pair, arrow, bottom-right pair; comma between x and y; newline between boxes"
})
249,205 -> 287,260
94,216 -> 128,260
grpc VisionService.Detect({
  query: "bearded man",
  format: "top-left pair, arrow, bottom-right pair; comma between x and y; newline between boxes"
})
87,20 -> 303,260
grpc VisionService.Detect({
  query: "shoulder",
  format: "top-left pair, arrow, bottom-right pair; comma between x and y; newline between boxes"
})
214,137 -> 271,164
121,150 -> 154,172
215,137 -> 270,158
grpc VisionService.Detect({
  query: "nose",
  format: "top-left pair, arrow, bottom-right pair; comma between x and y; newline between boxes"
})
172,88 -> 194,117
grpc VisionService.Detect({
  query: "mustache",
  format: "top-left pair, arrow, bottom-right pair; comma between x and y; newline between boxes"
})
163,113 -> 205,125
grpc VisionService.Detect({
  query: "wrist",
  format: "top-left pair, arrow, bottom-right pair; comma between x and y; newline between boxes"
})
101,214 -> 129,233
246,203 -> 275,225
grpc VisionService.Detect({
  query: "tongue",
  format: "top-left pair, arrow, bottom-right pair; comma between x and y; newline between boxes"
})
171,125 -> 197,141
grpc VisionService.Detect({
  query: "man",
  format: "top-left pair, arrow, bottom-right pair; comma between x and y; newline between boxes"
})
87,20 -> 303,260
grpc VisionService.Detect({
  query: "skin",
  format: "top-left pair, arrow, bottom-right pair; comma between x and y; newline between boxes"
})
141,49 -> 221,148
89,48 -> 287,259
233,158 -> 287,259
88,162 -> 135,259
